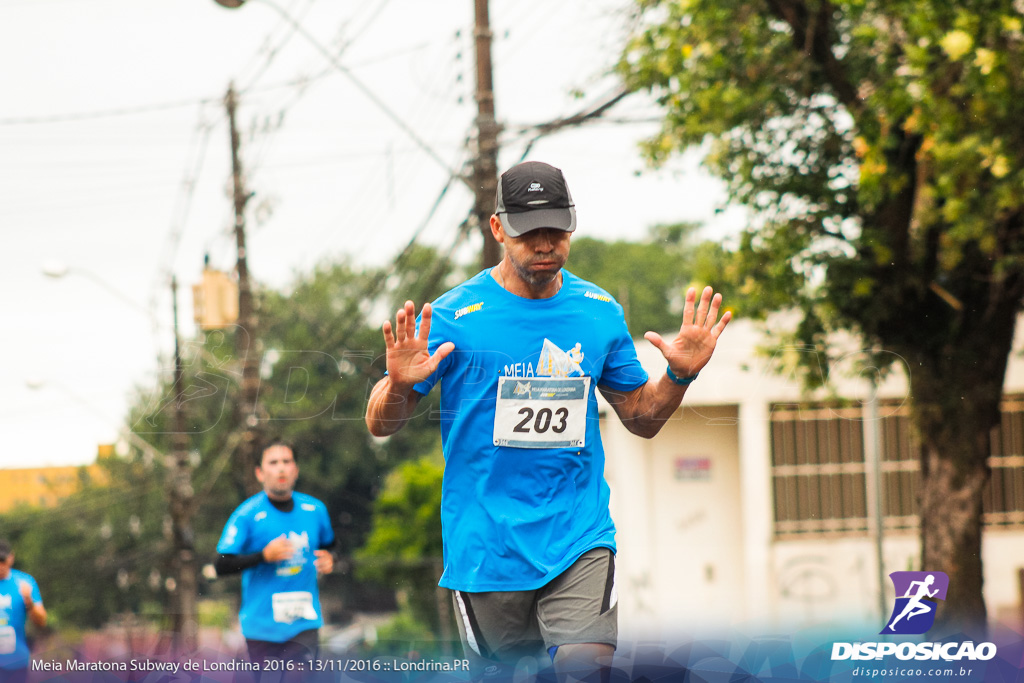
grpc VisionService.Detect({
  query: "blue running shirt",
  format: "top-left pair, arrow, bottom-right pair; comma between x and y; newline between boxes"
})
413,269 -> 648,591
217,492 -> 334,642
0,569 -> 42,671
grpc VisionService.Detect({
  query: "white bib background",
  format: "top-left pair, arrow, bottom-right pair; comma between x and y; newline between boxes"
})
493,376 -> 589,448
271,591 -> 317,623
0,625 -> 16,655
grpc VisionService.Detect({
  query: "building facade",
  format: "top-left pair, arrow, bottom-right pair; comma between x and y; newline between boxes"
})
602,320 -> 1024,639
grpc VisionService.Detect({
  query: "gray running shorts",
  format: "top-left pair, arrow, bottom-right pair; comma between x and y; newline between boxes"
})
451,547 -> 617,675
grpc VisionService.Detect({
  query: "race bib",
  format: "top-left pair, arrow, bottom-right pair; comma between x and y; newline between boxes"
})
0,625 -> 16,655
271,591 -> 317,624
493,376 -> 589,449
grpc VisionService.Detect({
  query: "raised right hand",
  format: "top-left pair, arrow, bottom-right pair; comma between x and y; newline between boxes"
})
262,535 -> 295,563
383,300 -> 455,389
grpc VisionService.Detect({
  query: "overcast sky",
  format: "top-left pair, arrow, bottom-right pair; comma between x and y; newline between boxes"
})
0,0 -> 746,470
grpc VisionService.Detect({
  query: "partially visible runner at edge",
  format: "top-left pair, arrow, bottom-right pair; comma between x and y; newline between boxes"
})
0,539 -> 48,683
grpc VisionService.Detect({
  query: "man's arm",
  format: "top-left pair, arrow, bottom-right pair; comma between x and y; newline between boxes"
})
19,581 -> 46,629
600,286 -> 731,439
366,377 -> 422,437
214,552 -> 264,576
365,300 -> 454,436
600,375 -> 690,439
215,535 -> 296,576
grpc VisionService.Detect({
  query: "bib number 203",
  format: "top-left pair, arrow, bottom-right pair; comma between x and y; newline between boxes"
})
513,406 -> 568,434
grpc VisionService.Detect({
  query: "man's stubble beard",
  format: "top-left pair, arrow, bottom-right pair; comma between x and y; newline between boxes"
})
507,251 -> 565,287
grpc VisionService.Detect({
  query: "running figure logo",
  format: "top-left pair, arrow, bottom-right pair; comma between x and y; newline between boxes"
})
880,571 -> 949,635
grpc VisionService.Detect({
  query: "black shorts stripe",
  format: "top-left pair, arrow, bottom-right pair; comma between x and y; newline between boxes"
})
600,551 -> 616,614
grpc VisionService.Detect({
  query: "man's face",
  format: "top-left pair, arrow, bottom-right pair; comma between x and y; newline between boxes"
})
255,446 -> 299,500
502,226 -> 571,287
0,553 -> 13,580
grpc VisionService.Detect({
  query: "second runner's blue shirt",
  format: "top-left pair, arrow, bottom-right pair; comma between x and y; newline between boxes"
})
217,492 -> 334,642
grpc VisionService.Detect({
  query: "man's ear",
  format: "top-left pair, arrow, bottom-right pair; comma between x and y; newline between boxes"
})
490,214 -> 505,243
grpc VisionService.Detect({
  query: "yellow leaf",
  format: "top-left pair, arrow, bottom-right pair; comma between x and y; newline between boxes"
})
975,48 -> 996,75
853,137 -> 869,158
991,155 -> 1010,178
940,30 -> 974,61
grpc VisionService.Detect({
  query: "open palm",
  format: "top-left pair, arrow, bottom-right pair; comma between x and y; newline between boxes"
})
644,286 -> 731,378
383,300 -> 454,388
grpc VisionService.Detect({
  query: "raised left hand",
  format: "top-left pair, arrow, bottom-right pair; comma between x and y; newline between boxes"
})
644,286 -> 731,379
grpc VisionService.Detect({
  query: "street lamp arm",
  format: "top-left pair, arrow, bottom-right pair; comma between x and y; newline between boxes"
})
24,379 -> 169,463
41,261 -> 157,324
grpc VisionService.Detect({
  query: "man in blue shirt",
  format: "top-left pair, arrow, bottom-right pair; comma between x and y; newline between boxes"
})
215,441 -> 336,677
0,539 -> 47,683
366,161 -> 732,681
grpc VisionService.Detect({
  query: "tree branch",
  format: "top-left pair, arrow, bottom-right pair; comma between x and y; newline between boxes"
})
762,0 -> 863,116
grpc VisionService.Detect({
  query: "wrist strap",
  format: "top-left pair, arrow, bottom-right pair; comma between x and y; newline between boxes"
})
666,365 -> 699,386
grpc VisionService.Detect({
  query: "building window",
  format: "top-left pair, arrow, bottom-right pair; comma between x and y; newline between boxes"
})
770,396 -> 1024,537
987,396 -> 1024,526
770,403 -> 867,535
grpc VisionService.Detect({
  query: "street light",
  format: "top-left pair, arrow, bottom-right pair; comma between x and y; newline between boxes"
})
41,260 -> 159,328
24,378 -> 167,466
42,260 -> 223,368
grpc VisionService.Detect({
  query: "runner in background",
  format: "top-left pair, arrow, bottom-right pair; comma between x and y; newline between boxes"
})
215,441 -> 336,680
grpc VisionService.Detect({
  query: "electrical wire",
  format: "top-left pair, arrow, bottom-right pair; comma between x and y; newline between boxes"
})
148,105 -> 218,326
0,97 -> 222,127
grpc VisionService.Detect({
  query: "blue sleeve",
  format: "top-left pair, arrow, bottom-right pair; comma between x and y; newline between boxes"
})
27,575 -> 42,605
319,504 -> 336,548
216,507 -> 249,554
597,312 -> 649,391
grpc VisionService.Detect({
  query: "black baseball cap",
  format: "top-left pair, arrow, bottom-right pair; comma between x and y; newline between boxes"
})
495,161 -> 577,237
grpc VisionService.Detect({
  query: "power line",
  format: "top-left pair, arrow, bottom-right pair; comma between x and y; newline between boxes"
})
0,96 -> 224,127
148,106 -> 218,321
250,0 -> 470,189
235,0 -> 317,93
0,40 -> 435,129
508,88 -> 633,161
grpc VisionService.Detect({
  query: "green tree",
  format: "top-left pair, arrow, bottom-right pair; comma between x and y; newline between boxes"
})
568,223 -> 748,336
620,0 -> 1024,633
2,459 -> 167,629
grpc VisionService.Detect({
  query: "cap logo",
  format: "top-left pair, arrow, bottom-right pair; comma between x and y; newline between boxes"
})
528,182 -> 543,192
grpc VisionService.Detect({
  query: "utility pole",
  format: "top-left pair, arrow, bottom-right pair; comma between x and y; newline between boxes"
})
225,83 -> 262,493
472,0 -> 501,268
168,276 -> 198,652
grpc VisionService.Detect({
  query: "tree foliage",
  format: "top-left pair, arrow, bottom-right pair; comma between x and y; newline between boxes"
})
620,0 -> 1024,633
568,223 -> 748,336
1,460 -> 167,629
2,251 -> 453,631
